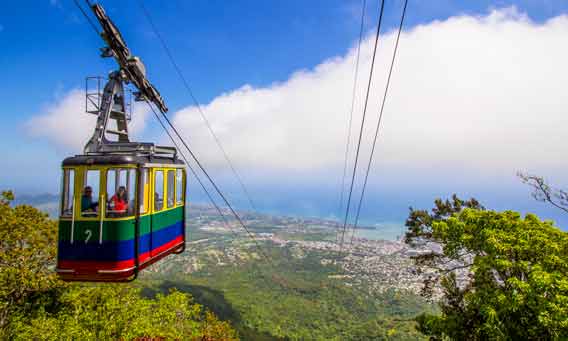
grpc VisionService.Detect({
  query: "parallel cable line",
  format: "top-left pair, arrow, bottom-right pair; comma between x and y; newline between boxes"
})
348,0 -> 408,246
154,109 -> 285,285
336,0 -> 367,243
150,104 -> 236,235
136,0 -> 258,213
152,104 -> 290,286
338,0 -> 386,252
145,102 -> 275,266
73,0 -> 100,35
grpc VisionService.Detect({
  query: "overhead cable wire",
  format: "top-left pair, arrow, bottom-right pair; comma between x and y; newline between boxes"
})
149,103 -> 236,236
73,0 -> 100,35
152,107 -> 281,284
338,0 -> 386,252
336,0 -> 367,243
151,92 -> 346,288
349,0 -> 408,247
136,0 -> 259,213
145,102 -> 275,266
154,104 -> 297,286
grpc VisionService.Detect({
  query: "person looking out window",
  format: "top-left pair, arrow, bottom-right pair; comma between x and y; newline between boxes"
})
109,186 -> 128,214
81,186 -> 98,213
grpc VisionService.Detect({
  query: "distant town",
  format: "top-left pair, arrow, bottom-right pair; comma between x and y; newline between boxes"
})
147,203 -> 452,298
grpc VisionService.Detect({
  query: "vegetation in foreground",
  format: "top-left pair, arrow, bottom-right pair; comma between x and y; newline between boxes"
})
0,191 -> 238,340
406,195 -> 568,339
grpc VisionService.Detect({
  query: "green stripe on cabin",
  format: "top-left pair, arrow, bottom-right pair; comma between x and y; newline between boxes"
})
58,206 -> 184,242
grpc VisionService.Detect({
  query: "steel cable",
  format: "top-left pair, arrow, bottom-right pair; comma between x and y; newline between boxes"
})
349,0 -> 408,247
336,0 -> 367,243
145,102 -> 275,266
338,0 -> 386,252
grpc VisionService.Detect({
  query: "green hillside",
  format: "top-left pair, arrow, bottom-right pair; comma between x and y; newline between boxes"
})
140,245 -> 434,340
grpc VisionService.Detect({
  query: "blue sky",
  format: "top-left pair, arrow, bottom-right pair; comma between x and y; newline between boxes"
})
3,1 -> 567,114
2,0 -> 568,229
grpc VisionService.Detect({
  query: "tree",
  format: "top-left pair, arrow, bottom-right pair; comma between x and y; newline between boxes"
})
405,196 -> 568,339
0,190 -> 238,340
0,190 -> 62,331
8,286 -> 238,340
405,194 -> 483,243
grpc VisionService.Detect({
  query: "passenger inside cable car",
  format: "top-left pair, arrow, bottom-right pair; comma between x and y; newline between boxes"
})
81,186 -> 98,214
109,186 -> 128,216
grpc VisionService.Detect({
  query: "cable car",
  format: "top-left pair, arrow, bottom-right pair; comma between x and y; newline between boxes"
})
57,155 -> 186,282
56,3 -> 186,282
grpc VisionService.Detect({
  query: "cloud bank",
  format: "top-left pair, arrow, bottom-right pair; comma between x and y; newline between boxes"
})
171,8 -> 568,189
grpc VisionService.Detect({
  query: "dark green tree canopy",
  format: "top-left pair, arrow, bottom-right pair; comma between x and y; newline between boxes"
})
406,195 -> 568,340
0,190 -> 60,330
405,194 -> 483,242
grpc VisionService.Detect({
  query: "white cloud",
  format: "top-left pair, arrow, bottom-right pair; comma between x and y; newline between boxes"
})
171,7 -> 568,188
25,89 -> 150,153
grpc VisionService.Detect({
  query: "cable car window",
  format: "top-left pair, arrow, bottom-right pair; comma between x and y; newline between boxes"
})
106,169 -> 117,213
61,169 -> 75,217
127,169 -> 136,214
139,168 -> 149,214
154,170 -> 164,211
176,169 -> 184,206
81,170 -> 100,217
106,168 -> 136,218
167,170 -> 175,208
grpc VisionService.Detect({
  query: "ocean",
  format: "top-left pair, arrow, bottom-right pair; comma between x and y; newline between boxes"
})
350,221 -> 406,241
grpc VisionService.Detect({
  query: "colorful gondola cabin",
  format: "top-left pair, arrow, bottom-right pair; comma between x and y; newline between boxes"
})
57,155 -> 186,281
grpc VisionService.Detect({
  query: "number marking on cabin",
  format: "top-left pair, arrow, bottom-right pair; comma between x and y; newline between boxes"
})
85,229 -> 92,244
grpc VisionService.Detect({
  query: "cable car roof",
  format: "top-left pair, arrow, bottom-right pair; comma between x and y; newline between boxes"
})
62,153 -> 184,167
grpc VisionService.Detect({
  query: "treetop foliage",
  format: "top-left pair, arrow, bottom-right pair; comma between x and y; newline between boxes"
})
405,194 -> 483,242
406,195 -> 568,340
9,286 -> 238,340
0,190 -> 60,330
